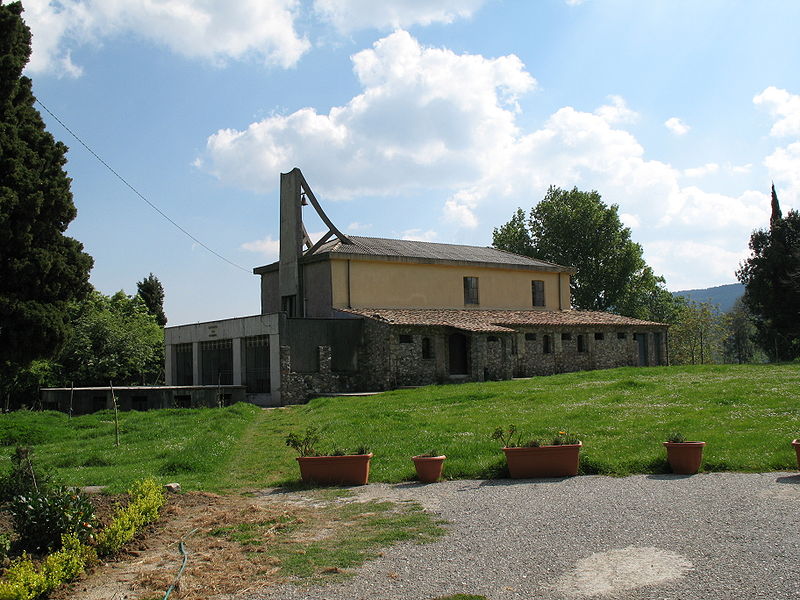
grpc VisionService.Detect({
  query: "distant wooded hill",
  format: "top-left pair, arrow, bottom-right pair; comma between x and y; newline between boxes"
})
672,283 -> 744,313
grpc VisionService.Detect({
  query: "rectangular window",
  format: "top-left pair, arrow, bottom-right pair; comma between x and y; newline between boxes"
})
532,280 -> 545,307
525,333 -> 537,341
421,337 -> 433,359
562,333 -> 572,341
543,335 -> 551,354
510,335 -> 518,355
399,334 -> 413,344
577,335 -> 586,353
464,277 -> 479,305
595,332 -> 604,341
617,332 -> 627,340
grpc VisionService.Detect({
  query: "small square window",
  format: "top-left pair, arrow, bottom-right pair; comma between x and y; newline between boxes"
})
617,332 -> 627,340
487,335 -> 499,343
399,334 -> 413,344
594,332 -> 604,341
562,333 -> 572,341
525,333 -> 537,341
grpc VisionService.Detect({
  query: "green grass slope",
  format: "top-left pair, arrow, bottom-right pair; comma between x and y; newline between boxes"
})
1,364 -> 798,491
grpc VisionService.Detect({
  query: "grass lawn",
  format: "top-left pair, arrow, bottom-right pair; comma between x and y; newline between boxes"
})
1,363 -> 799,491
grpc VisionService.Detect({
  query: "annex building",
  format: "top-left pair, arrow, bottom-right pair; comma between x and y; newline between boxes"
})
163,169 -> 668,406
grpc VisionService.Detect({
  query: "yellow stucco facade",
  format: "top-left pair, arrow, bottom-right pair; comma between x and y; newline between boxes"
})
329,257 -> 572,311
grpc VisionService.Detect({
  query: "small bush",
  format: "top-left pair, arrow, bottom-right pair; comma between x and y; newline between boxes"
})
9,487 -> 96,554
0,447 -> 55,503
0,534 -> 95,600
95,478 -> 165,556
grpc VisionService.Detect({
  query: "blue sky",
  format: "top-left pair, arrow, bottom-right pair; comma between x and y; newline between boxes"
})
20,0 -> 800,324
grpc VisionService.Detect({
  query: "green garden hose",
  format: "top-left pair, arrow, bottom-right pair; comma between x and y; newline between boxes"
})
162,540 -> 189,600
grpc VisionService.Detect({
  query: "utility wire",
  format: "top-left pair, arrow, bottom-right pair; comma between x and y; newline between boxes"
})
35,98 -> 251,274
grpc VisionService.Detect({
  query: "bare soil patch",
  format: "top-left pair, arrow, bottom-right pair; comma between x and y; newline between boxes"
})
50,488 -> 442,600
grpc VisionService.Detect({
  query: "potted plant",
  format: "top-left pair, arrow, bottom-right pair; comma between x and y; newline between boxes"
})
492,426 -> 582,478
411,451 -> 446,483
792,438 -> 800,470
663,432 -> 705,475
286,427 -> 373,485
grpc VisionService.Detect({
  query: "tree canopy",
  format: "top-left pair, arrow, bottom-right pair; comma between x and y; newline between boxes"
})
736,188 -> 800,361
57,289 -> 164,387
492,186 -> 678,321
137,273 -> 167,327
0,2 -> 93,385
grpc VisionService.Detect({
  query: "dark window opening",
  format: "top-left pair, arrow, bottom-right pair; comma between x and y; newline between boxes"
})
487,335 -> 499,343
281,295 -> 297,317
562,333 -> 572,341
532,280 -> 545,307
595,332 -> 604,341
200,339 -> 233,385
399,334 -> 413,344
525,332 -> 537,341
244,335 -> 270,393
617,332 -> 627,340
422,337 -> 433,359
463,276 -> 479,305
174,343 -> 193,386
543,335 -> 551,354
510,335 -> 518,355
577,335 -> 586,353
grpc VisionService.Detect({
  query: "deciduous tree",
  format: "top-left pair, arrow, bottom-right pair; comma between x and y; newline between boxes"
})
493,186 -> 679,321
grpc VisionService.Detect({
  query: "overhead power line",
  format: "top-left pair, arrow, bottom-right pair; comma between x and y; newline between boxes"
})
35,98 -> 251,274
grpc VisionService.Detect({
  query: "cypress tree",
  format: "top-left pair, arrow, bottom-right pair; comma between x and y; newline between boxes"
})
0,2 -> 93,392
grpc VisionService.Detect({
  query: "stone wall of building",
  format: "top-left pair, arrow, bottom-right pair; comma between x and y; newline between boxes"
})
277,319 -> 669,403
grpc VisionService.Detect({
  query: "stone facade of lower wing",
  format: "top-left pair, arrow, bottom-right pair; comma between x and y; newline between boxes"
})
277,317 -> 668,402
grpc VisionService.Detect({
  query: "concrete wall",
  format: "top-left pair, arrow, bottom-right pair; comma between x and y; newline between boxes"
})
40,386 -> 247,415
165,314 -> 281,405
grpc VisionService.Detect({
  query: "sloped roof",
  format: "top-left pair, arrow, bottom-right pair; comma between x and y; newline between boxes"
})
340,308 -> 666,333
254,236 -> 573,273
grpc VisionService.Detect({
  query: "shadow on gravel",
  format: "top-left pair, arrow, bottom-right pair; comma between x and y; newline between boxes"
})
645,473 -> 696,481
775,474 -> 800,484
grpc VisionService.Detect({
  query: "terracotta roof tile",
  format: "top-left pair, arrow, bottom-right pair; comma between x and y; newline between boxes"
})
340,308 -> 666,333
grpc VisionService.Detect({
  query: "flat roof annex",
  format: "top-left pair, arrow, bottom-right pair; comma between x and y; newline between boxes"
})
253,236 -> 575,275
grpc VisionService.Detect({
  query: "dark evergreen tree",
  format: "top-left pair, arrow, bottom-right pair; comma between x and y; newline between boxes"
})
136,272 -> 167,326
736,187 -> 800,361
0,2 -> 93,399
493,186 -> 679,321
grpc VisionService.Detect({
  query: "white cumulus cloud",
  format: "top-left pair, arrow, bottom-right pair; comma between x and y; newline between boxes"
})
594,95 -> 638,125
664,117 -> 690,136
200,30 -> 535,200
21,0 -> 309,76
313,0 -> 487,32
683,163 -> 719,178
754,86 -> 800,137
400,228 -> 438,242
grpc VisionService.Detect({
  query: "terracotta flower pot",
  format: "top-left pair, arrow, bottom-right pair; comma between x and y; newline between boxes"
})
663,441 -> 705,475
411,455 -> 446,483
296,453 -> 373,485
502,443 -> 582,478
792,439 -> 800,471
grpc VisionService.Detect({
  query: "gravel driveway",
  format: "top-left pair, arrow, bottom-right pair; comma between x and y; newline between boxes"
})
256,472 -> 800,600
